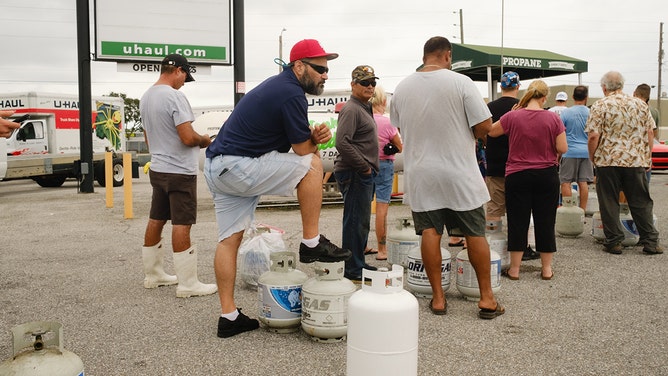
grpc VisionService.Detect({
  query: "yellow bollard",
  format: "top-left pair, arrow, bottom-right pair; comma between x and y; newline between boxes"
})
392,173 -> 399,194
123,153 -> 133,219
105,152 -> 113,208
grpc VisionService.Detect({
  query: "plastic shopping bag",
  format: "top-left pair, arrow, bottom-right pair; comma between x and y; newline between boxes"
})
238,224 -> 286,288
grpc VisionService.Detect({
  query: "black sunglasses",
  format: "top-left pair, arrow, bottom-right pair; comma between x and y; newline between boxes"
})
357,79 -> 377,87
302,60 -> 329,75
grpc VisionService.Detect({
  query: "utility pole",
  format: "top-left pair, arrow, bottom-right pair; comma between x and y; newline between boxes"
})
658,22 -> 664,126
452,9 -> 464,43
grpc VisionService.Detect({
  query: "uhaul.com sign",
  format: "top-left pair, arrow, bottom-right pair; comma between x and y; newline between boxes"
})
94,0 -> 231,65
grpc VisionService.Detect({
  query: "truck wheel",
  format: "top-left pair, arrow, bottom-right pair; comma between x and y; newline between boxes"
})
33,175 -> 67,188
95,158 -> 124,187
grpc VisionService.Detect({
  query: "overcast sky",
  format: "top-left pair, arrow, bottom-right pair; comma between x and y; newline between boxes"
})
1,0 -> 666,108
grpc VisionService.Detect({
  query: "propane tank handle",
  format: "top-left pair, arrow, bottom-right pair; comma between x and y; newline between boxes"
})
10,321 -> 64,357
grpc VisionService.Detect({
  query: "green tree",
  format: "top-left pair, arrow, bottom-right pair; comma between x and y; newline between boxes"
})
107,92 -> 142,137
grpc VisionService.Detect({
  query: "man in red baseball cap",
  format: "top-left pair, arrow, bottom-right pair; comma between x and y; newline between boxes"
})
204,39 -> 351,338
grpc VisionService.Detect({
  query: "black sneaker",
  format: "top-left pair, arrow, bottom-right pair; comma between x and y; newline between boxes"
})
217,308 -> 259,338
299,235 -> 352,263
522,246 -> 540,261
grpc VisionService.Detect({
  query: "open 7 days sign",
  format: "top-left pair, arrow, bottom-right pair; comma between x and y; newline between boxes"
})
94,0 -> 232,65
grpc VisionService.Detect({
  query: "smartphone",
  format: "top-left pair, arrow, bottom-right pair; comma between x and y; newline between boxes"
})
11,113 -> 30,124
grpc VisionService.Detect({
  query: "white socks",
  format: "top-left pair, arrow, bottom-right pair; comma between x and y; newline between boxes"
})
302,235 -> 320,248
221,309 -> 239,321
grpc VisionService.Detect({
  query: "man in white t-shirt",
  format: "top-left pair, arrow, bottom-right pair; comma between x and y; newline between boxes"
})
391,36 -> 504,319
140,53 -> 217,299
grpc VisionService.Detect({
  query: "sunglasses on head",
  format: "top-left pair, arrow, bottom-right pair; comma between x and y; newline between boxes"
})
357,79 -> 377,87
301,60 -> 329,75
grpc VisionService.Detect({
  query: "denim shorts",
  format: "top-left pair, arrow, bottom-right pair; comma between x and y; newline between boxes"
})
374,160 -> 394,203
204,151 -> 313,241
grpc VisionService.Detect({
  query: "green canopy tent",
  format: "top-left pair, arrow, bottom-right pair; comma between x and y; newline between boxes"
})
451,43 -> 588,100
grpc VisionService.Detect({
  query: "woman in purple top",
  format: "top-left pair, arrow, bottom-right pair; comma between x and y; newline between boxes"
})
488,80 -> 567,281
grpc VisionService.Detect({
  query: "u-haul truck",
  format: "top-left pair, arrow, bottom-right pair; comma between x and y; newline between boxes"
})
0,92 -> 136,187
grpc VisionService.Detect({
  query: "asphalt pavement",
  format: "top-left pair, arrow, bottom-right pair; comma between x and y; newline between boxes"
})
1,171 -> 668,375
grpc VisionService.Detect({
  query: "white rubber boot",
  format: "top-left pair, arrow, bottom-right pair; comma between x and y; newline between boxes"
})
142,241 -> 178,289
173,246 -> 218,298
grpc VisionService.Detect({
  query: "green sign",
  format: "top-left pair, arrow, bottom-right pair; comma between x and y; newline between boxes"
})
100,41 -> 226,62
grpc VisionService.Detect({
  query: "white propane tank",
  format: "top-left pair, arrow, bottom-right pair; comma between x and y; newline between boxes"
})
556,196 -> 585,237
387,218 -> 421,267
406,246 -> 451,298
619,203 -> 640,246
486,220 -> 509,270
257,252 -> 308,333
301,261 -> 357,343
585,185 -> 599,216
591,211 -> 604,242
0,322 -> 84,376
456,249 -> 501,301
347,265 -> 419,376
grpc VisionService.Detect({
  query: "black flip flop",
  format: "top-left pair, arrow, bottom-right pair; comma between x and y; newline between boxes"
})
448,239 -> 465,247
429,299 -> 447,315
479,303 -> 505,319
364,248 -> 378,255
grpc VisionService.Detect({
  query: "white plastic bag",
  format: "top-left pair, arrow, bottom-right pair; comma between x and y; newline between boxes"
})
238,224 -> 287,288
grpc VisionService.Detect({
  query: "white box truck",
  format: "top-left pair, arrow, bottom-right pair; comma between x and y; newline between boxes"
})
0,92 -> 137,187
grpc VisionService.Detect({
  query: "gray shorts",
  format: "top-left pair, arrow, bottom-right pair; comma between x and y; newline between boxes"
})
412,206 -> 486,237
204,151 -> 313,241
559,158 -> 594,184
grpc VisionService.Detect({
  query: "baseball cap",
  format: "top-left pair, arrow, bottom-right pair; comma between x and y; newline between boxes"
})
500,71 -> 520,89
556,91 -> 568,101
162,54 -> 195,82
290,39 -> 339,63
351,65 -> 378,82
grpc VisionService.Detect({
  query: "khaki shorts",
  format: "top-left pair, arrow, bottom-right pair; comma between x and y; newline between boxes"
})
485,176 -> 506,218
412,206 -> 486,237
148,170 -> 197,225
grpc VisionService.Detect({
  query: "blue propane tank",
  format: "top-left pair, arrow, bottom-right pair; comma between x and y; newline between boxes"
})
301,261 -> 357,343
257,252 -> 308,333
347,265 -> 419,376
0,322 -> 84,376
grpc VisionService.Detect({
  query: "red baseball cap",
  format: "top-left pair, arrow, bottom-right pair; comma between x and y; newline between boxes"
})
289,39 -> 339,63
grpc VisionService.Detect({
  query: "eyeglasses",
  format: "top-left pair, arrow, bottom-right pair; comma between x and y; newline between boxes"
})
302,60 -> 329,75
357,79 -> 377,87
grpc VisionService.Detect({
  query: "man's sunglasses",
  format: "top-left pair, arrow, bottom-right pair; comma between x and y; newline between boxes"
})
357,79 -> 377,87
302,60 -> 329,75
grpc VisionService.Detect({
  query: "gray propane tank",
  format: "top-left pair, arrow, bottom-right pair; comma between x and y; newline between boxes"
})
387,217 -> 420,267
0,322 -> 84,376
347,265 -> 419,376
455,248 -> 501,301
556,196 -> 585,237
301,261 -> 357,343
257,252 -> 308,333
406,246 -> 451,298
585,185 -> 599,216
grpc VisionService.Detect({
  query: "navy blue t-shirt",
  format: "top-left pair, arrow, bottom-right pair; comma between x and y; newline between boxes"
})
206,69 -> 311,158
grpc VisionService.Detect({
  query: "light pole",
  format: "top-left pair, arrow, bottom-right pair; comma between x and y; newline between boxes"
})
279,28 -> 287,73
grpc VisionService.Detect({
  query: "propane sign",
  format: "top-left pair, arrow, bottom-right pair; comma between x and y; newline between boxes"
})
94,0 -> 232,65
